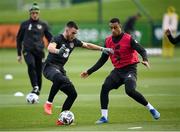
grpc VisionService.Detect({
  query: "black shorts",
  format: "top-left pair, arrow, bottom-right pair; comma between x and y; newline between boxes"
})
104,64 -> 137,89
43,62 -> 66,82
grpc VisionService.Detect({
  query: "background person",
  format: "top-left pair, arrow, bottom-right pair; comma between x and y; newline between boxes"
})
16,3 -> 52,96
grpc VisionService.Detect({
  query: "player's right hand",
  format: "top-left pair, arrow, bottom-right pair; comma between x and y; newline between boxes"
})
17,56 -> 22,63
58,44 -> 66,55
80,71 -> 89,79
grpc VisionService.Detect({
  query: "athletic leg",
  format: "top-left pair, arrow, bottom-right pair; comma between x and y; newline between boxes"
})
35,53 -> 43,92
60,82 -> 77,111
43,64 -> 65,103
124,74 -> 148,106
47,72 -> 77,111
43,64 -> 65,115
23,52 -> 39,91
96,69 -> 123,124
124,73 -> 160,119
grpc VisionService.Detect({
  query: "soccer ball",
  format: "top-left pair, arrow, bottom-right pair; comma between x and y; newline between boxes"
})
26,93 -> 39,104
58,110 -> 75,125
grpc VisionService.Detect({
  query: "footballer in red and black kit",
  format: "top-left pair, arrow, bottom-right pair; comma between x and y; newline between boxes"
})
81,18 -> 160,124
16,3 -> 52,96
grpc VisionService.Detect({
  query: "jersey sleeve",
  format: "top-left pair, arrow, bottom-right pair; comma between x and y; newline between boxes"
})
87,53 -> 109,75
44,22 -> 52,42
50,35 -> 61,45
16,22 -> 25,56
74,38 -> 83,47
130,38 -> 148,61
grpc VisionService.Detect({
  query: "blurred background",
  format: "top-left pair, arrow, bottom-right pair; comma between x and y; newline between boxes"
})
0,0 -> 179,48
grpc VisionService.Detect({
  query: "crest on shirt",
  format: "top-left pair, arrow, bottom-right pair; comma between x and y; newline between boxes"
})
70,42 -> 74,48
28,24 -> 32,30
37,24 -> 42,29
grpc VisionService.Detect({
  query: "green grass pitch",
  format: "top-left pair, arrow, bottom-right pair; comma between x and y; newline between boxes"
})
0,48 -> 180,131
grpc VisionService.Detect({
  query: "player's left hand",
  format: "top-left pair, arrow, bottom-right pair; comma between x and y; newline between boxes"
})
101,48 -> 114,55
17,56 -> 22,63
80,71 -> 89,79
58,44 -> 66,55
141,61 -> 150,69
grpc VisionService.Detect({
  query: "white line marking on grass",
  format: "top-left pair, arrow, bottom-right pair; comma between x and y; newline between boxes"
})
128,126 -> 142,130
55,106 -> 62,108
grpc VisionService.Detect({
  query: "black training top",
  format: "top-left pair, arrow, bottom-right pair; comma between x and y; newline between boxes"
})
16,18 -> 52,56
45,34 -> 83,66
123,16 -> 137,33
87,33 -> 148,75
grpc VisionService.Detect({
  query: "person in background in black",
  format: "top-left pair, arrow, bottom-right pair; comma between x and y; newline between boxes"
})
123,12 -> 141,34
16,3 -> 52,97
165,29 -> 180,45
81,18 -> 160,124
43,21 -> 113,125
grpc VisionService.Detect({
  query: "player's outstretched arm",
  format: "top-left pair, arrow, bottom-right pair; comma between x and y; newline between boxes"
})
81,42 -> 114,55
80,53 -> 109,79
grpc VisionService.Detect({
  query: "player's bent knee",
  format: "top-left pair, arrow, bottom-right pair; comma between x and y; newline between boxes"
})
101,83 -> 112,94
125,79 -> 136,96
125,78 -> 136,88
68,84 -> 77,100
61,83 -> 77,99
125,88 -> 135,96
71,90 -> 77,100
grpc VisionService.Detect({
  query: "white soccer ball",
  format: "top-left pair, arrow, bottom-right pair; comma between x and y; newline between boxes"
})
58,110 -> 75,125
26,93 -> 39,104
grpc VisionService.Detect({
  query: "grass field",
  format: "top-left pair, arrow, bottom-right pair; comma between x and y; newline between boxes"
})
0,48 -> 180,131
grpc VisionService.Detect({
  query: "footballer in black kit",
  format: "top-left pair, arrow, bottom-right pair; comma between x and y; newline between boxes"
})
43,21 -> 114,125
45,34 -> 83,69
16,3 -> 52,96
43,34 -> 83,111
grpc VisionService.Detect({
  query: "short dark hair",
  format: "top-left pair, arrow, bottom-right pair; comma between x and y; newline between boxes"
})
66,21 -> 78,29
109,18 -> 120,24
